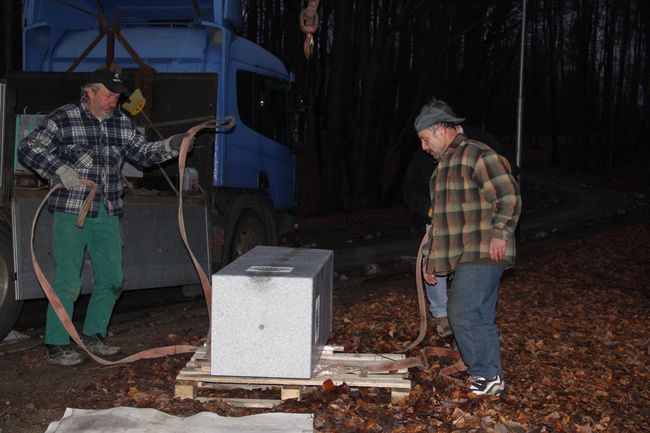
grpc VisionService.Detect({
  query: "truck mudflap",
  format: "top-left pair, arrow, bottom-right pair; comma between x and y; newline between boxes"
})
12,193 -> 210,300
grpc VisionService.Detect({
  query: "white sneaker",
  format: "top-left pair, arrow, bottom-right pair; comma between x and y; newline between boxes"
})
467,374 -> 505,396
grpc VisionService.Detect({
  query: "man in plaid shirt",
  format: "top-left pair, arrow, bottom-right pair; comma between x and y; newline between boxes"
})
19,70 -> 191,366
414,99 -> 521,396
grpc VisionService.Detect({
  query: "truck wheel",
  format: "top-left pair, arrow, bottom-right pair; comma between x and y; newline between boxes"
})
229,211 -> 267,261
0,223 -> 22,341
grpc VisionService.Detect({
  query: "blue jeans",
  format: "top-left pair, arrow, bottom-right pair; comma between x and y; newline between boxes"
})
447,263 -> 505,379
423,224 -> 448,318
425,276 -> 447,318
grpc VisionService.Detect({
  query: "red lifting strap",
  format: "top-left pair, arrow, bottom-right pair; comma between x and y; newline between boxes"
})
29,119 -> 224,365
30,116 -> 463,384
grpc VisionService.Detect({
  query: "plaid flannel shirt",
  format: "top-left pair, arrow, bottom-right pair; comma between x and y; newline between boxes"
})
19,100 -> 178,217
424,134 -> 521,275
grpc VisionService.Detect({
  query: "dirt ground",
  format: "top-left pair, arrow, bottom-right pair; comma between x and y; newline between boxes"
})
1,179 -> 649,432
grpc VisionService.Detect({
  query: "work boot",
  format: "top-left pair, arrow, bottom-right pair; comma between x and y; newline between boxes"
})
81,333 -> 121,356
435,316 -> 453,338
46,344 -> 85,366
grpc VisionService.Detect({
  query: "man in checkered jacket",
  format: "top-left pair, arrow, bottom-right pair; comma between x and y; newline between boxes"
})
19,70 -> 191,366
414,99 -> 521,397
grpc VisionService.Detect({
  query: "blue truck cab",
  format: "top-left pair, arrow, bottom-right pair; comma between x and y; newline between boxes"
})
0,0 -> 304,339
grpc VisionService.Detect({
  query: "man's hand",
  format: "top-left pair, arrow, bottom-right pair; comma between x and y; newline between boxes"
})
423,271 -> 438,285
165,133 -> 195,153
54,165 -> 81,189
489,238 -> 507,261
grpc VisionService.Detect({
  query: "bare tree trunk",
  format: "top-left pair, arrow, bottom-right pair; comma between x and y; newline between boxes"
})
319,0 -> 354,214
282,0 -> 305,78
244,0 -> 650,211
346,0 -> 370,211
572,0 -> 597,171
349,0 -> 396,210
529,0 -> 541,149
628,10 -> 644,156
546,0 -> 561,166
613,0 -> 632,168
459,2 -> 490,122
245,0 -> 259,41
635,0 -> 650,174
600,0 -> 616,176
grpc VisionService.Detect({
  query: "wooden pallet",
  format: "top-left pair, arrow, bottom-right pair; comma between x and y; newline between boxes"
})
175,346 -> 412,408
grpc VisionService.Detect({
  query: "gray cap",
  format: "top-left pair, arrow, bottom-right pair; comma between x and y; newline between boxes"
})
414,105 -> 465,132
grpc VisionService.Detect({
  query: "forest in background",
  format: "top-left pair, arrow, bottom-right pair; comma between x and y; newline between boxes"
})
1,1 -> 648,214
242,0 -> 650,214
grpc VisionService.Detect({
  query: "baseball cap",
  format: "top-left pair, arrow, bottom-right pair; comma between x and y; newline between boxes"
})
86,69 -> 130,96
414,105 -> 465,132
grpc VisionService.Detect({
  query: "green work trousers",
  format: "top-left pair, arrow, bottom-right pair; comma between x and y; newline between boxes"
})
45,206 -> 123,345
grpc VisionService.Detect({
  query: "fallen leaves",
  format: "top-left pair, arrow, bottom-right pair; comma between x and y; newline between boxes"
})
6,209 -> 649,433
81,214 -> 648,432
297,215 -> 649,431
321,379 -> 335,393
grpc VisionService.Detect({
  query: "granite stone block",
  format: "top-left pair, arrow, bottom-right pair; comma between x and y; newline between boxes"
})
211,246 -> 333,379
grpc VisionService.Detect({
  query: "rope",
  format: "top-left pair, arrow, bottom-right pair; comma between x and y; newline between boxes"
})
29,118 -> 234,365
312,230 -> 466,385
29,114 -> 463,384
401,231 -> 430,352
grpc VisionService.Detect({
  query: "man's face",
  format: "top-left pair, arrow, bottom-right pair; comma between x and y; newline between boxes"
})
86,84 -> 119,119
418,125 -> 448,159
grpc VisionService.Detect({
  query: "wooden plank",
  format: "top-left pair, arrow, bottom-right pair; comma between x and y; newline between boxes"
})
176,370 -> 409,389
188,347 -> 409,374
194,346 -> 404,363
322,345 -> 345,352
174,382 -> 197,399
390,388 -> 411,404
198,383 -> 277,392
319,352 -> 404,362
174,348 -> 412,406
194,396 -> 281,409
280,386 -> 303,401
175,373 -> 410,389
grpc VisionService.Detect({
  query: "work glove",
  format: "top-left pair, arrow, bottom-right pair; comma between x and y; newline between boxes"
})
164,133 -> 195,153
54,165 -> 81,189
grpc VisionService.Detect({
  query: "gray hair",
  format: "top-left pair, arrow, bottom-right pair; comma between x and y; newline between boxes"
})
80,83 -> 102,101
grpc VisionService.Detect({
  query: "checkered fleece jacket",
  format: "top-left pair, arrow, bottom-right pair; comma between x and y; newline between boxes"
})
19,101 -> 178,217
424,134 -> 522,275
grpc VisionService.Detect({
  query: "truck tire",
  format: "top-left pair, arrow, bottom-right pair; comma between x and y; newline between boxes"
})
0,222 -> 22,341
218,194 -> 279,266
229,210 -> 267,261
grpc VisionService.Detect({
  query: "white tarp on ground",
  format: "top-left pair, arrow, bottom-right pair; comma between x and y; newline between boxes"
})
1,330 -> 30,344
44,407 -> 313,433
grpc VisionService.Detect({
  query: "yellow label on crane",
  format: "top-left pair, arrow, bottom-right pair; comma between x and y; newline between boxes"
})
122,88 -> 146,116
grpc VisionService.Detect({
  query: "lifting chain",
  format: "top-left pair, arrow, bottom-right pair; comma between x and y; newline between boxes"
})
300,0 -> 320,59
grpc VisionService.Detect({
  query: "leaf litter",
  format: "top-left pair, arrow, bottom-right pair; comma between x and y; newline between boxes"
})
2,213 -> 649,433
